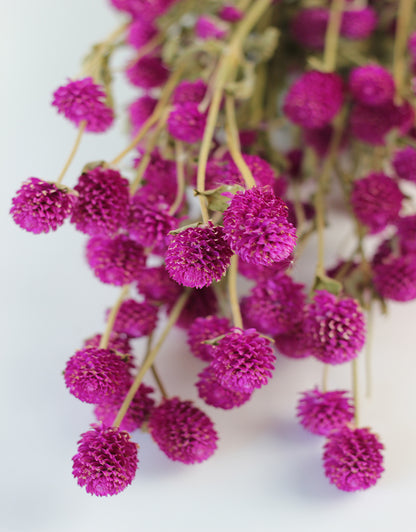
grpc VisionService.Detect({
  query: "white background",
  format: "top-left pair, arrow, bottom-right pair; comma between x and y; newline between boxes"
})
1,1 -> 416,531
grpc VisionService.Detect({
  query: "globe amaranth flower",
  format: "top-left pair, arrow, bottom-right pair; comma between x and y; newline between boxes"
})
165,222 -> 233,288
172,79 -> 207,105
84,332 -> 132,356
350,173 -> 403,234
341,7 -> 377,40
210,328 -> 276,394
136,152 -> 178,205
106,299 -> 158,338
187,315 -> 231,362
238,254 -> 293,280
241,273 -> 306,336
72,424 -> 138,496
110,0 -> 178,19
64,347 -> 131,404
86,234 -> 146,286
136,265 -> 182,306
350,102 -> 395,145
305,291 -> 366,365
349,65 -> 395,107
195,15 -> 228,40
396,215 -> 416,253
392,146 -> 416,184
167,102 -> 207,144
274,317 -> 311,359
52,77 -> 114,132
372,251 -> 416,302
171,286 -> 218,329
297,388 -> 354,436
129,96 -> 158,137
196,366 -> 251,410
218,5 -> 243,22
10,178 -> 77,234
204,154 -> 277,189
283,71 -> 343,129
94,383 -> 155,432
223,185 -> 296,266
126,56 -> 169,89
323,426 -> 384,492
71,167 -> 130,237
291,8 -> 329,50
127,18 -> 157,49
148,397 -> 218,464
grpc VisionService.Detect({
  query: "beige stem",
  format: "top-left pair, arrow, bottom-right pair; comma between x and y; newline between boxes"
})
99,285 -> 130,349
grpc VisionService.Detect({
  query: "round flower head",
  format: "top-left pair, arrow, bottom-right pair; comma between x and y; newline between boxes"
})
341,7 -> 377,40
110,0 -> 177,18
187,315 -> 231,362
129,96 -> 158,136
127,193 -> 178,250
349,65 -> 395,107
172,79 -> 207,105
84,332 -> 132,356
52,77 -> 114,132
396,215 -> 416,253
72,424 -> 138,496
219,5 -> 243,22
283,71 -> 343,129
10,178 -> 77,234
195,15 -> 227,40
392,146 -> 416,183
350,173 -> 403,234
136,152 -> 178,205
350,102 -> 395,145
305,291 -> 366,365
173,286 -> 218,329
241,273 -> 306,336
136,265 -> 181,306
71,167 -> 129,237
204,154 -> 276,189
165,222 -> 233,289
303,125 -> 335,157
274,318 -> 311,359
126,56 -> 169,89
148,397 -> 218,464
64,347 -> 131,404
94,383 -> 155,432
167,102 -> 207,144
291,8 -> 329,50
372,253 -> 416,302
196,366 -> 251,409
107,299 -> 158,338
86,234 -> 146,286
323,426 -> 384,492
210,328 -> 276,394
297,388 -> 354,436
127,18 -> 157,49
223,185 -> 296,266
238,254 -> 292,280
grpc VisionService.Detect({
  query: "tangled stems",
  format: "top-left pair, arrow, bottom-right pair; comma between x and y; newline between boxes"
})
113,290 -> 190,428
56,121 -> 86,185
99,285 -> 130,349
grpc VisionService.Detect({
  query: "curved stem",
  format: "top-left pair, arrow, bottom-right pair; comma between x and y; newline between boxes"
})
99,285 -> 130,349
113,289 -> 190,428
151,365 -> 168,399
323,0 -> 345,72
169,140 -> 186,215
55,121 -> 86,185
228,254 -> 243,329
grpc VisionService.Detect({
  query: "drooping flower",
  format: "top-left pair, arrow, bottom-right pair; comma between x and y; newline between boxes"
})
165,222 -> 233,288
297,388 -> 354,436
323,426 -> 384,492
392,146 -> 416,183
196,366 -> 251,409
210,328 -> 276,394
187,315 -> 231,362
10,178 -> 77,234
72,424 -> 138,496
349,65 -> 395,107
305,291 -> 366,365
64,347 -> 131,404
223,185 -> 296,266
52,77 -> 114,132
126,56 -> 169,89
148,397 -> 218,464
86,234 -> 146,286
71,167 -> 130,237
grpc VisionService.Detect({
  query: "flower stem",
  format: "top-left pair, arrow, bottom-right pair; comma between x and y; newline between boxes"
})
322,0 -> 345,72
99,285 -> 130,349
55,121 -> 86,185
113,289 -> 190,428
228,254 -> 243,329
169,140 -> 186,215
151,365 -> 168,399
392,0 -> 415,102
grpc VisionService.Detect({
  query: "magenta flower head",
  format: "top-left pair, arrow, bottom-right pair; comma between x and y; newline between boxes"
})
241,273 -> 306,336
172,79 -> 207,105
204,154 -> 277,189
195,15 -> 227,40
210,328 -> 276,394
196,366 -> 251,409
129,96 -> 158,136
350,102 -> 395,145
323,426 -> 384,492
372,252 -> 416,302
106,299 -> 158,338
148,397 -> 218,464
350,173 -> 403,234
187,315 -> 231,362
219,5 -> 243,22
305,291 -> 366,365
349,65 -> 395,107
165,222 -> 233,289
72,424 -> 138,496
238,255 -> 292,280
86,234 -> 146,286
283,71 -> 343,129
173,286 -> 218,329
71,167 -> 129,237
274,318 -> 311,359
64,347 -> 131,404
110,0 -> 177,19
10,178 -> 77,234
297,388 -> 354,436
138,152 -> 178,205
392,146 -> 416,183
396,215 -> 416,253
167,102 -> 207,143
291,8 -> 329,50
126,56 -> 169,89
127,18 -> 157,49
136,265 -> 181,306
223,185 -> 296,266
84,332 -> 132,356
94,383 -> 155,432
341,7 -> 377,40
52,77 -> 114,133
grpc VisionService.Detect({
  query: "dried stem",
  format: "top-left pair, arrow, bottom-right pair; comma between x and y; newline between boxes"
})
393,0 -> 415,102
169,140 -> 186,215
322,0 -> 345,72
151,365 -> 168,399
99,285 -> 130,349
228,254 -> 243,329
55,121 -> 86,185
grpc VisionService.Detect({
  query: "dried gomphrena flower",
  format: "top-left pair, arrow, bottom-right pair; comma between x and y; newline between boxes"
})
187,315 -> 231,362
196,366 -> 251,409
